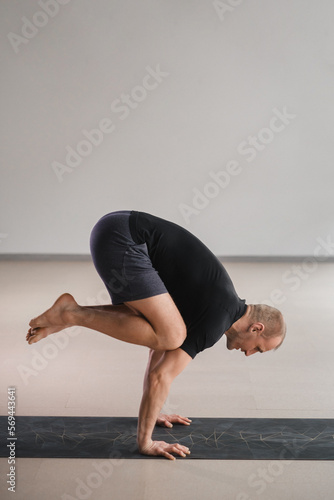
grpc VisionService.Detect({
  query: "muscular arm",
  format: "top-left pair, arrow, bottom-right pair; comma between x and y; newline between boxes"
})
137,348 -> 192,460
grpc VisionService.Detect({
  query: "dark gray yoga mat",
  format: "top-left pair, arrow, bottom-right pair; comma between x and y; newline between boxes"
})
1,416 -> 334,460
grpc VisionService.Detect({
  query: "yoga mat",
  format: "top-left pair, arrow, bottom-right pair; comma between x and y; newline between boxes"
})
1,416 -> 334,460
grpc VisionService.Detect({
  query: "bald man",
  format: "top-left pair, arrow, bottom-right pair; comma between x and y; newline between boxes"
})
26,210 -> 286,460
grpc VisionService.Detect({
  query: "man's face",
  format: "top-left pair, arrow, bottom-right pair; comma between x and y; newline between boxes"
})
226,330 -> 282,356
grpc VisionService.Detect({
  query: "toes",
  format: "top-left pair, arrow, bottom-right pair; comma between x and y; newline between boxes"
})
28,332 -> 39,344
27,327 -> 48,344
28,335 -> 43,345
26,328 -> 34,341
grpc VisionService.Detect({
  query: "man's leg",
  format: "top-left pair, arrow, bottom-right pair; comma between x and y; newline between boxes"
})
27,292 -> 186,351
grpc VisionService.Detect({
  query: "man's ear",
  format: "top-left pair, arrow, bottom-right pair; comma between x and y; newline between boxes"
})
251,322 -> 264,334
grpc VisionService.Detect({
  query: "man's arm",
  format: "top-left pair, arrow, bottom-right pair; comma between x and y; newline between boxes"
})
137,347 -> 192,460
143,349 -> 192,428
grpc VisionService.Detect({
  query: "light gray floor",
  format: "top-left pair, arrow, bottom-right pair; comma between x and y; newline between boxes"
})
1,259 -> 334,500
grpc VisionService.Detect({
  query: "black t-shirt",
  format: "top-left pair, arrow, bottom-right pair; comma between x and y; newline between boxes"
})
129,211 -> 247,358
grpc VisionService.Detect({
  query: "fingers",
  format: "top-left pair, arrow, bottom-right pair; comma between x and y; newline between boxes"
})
171,444 -> 191,458
169,414 -> 192,426
162,446 -> 190,460
160,419 -> 173,428
177,416 -> 192,425
140,440 -> 191,460
157,414 -> 192,428
156,415 -> 173,427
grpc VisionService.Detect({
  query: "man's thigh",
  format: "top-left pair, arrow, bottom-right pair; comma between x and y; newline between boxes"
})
124,293 -> 186,341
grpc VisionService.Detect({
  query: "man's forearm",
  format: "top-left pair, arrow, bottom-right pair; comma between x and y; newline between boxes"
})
137,374 -> 171,451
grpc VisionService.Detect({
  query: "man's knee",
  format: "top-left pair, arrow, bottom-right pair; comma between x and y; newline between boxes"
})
177,323 -> 187,347
155,323 -> 187,351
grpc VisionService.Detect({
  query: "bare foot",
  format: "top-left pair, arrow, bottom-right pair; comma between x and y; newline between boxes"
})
26,293 -> 79,345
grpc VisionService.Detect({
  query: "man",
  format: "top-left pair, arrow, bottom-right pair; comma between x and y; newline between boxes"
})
26,210 -> 286,460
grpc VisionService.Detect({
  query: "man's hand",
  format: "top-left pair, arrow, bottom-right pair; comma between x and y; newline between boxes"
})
156,413 -> 192,428
139,439 -> 191,460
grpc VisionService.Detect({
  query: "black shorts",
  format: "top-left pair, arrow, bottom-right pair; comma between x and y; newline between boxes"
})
89,210 -> 168,305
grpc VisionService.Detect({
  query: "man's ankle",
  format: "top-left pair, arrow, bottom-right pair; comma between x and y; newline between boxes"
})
69,305 -> 95,327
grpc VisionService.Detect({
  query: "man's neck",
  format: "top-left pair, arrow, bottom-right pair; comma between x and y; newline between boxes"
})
226,304 -> 252,338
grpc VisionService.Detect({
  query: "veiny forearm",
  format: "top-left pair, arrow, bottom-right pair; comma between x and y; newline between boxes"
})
137,375 -> 171,451
143,350 -> 165,392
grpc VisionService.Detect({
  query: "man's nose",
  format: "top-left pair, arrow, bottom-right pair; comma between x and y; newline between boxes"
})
245,349 -> 256,356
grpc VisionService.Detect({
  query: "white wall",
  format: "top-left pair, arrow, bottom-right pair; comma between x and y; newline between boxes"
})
1,0 -> 333,256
